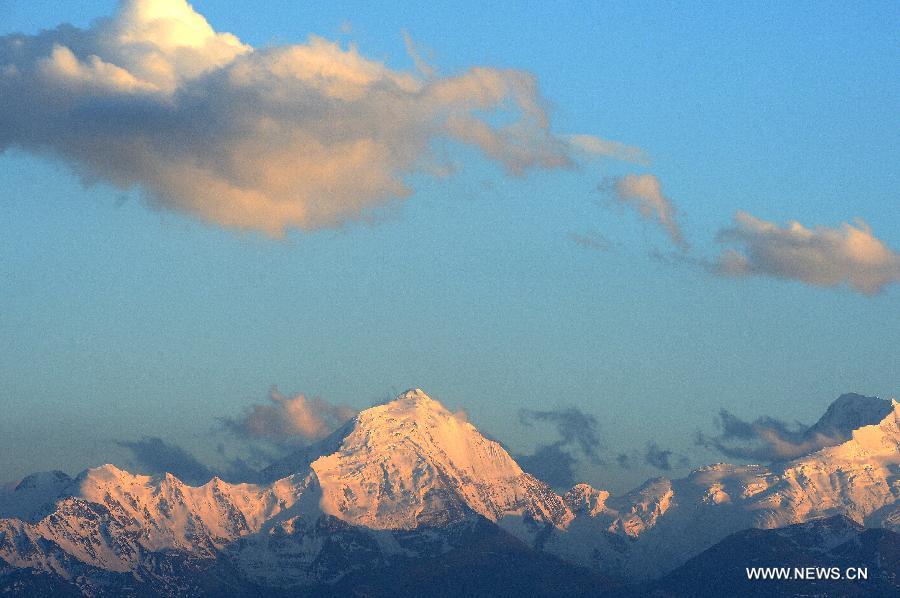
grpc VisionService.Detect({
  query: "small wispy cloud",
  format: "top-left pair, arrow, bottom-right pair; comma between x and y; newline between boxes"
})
615,443 -> 689,472
402,30 -> 436,78
223,387 -> 357,445
569,230 -> 613,251
601,174 -> 689,251
712,211 -> 900,295
566,134 -> 649,166
642,442 -> 688,471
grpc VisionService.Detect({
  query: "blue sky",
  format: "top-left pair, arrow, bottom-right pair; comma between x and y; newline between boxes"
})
1,1 -> 897,492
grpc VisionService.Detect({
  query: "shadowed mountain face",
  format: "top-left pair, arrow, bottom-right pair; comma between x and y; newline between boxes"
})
641,516 -> 900,597
806,393 -> 894,441
1,389 -> 898,596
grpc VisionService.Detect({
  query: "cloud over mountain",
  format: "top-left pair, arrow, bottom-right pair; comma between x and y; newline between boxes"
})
223,387 -> 357,444
698,393 -> 895,463
614,442 -> 689,472
519,406 -> 602,462
0,0 -> 637,235
713,211 -> 900,295
696,409 -> 839,462
515,442 -> 580,489
117,436 -> 214,485
642,442 -> 688,471
117,436 -> 264,484
516,406 -> 603,488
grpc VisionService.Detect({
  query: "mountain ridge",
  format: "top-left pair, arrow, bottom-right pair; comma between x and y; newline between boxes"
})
1,389 -> 897,595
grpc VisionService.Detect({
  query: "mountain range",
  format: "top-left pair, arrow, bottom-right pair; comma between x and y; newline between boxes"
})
1,388 -> 897,596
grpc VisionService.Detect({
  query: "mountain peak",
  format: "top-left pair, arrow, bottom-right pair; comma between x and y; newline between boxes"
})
381,388 -> 448,413
309,388 -> 570,530
844,398 -> 899,453
366,388 -> 471,427
806,392 -> 893,442
398,387 -> 431,400
0,471 -> 73,521
258,389 -> 462,484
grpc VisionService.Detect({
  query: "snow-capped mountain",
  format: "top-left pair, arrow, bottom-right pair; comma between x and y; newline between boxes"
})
0,390 -> 574,594
542,396 -> 900,579
0,465 -> 315,571
804,392 -> 894,445
0,389 -> 897,596
0,471 -> 73,522
310,389 -> 571,530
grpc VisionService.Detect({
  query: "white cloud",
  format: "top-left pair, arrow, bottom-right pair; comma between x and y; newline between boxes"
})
566,134 -> 648,165
714,211 -> 900,295
0,0 -> 639,236
603,174 -> 688,251
224,388 -> 357,444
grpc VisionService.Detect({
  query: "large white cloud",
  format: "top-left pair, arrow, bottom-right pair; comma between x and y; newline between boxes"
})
714,211 -> 900,295
0,0 -> 638,235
